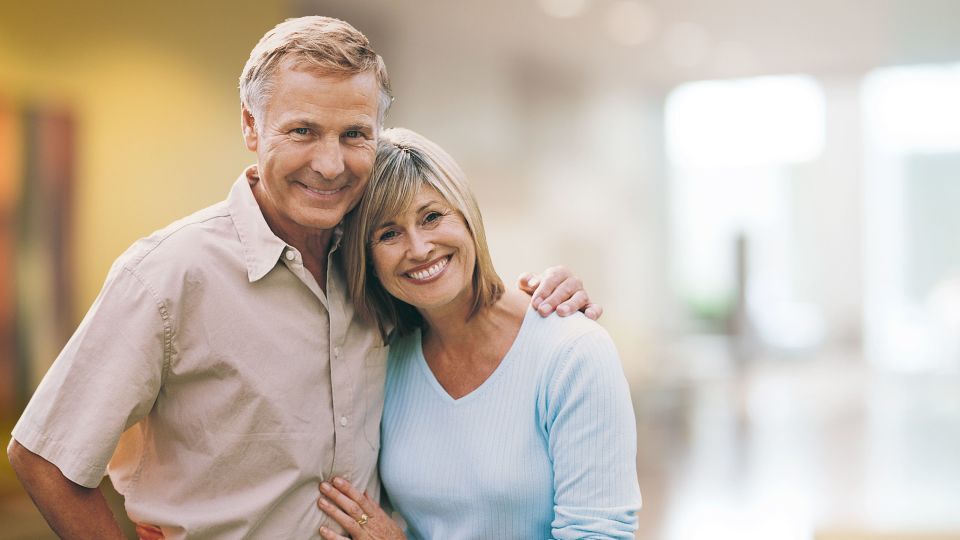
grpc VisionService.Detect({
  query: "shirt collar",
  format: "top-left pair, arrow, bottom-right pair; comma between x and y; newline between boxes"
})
228,167 -> 290,282
228,166 -> 346,282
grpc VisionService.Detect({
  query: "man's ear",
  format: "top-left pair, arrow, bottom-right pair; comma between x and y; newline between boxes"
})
241,106 -> 259,152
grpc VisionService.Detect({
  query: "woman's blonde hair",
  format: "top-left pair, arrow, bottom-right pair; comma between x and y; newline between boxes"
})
344,128 -> 504,339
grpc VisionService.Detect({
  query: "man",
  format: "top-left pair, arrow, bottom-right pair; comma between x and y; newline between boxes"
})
7,16 -> 598,539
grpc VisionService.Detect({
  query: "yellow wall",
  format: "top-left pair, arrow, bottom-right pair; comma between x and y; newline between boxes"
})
0,2 -> 287,355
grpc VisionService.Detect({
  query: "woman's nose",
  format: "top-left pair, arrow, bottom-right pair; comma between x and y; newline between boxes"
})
406,230 -> 434,259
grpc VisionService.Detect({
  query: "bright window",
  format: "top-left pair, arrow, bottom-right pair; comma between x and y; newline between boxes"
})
862,63 -> 960,370
665,75 -> 826,348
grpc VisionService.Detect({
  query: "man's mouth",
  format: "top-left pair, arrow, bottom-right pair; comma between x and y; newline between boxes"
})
405,256 -> 450,281
297,182 -> 346,196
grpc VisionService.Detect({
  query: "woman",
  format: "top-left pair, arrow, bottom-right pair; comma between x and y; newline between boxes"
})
317,128 -> 641,539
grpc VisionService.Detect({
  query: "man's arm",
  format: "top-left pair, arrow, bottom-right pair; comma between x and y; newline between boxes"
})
7,439 -> 125,540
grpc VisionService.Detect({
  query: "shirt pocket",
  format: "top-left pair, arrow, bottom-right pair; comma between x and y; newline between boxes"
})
362,345 -> 388,451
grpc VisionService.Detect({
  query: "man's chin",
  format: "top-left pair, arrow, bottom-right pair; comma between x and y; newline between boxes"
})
297,214 -> 346,232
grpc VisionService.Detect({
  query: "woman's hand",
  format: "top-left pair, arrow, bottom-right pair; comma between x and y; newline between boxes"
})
317,477 -> 406,540
519,265 -> 603,320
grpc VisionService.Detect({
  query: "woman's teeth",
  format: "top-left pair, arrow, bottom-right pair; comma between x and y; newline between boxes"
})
407,257 -> 448,280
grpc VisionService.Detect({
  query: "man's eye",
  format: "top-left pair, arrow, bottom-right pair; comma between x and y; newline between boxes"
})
344,130 -> 362,139
292,127 -> 310,136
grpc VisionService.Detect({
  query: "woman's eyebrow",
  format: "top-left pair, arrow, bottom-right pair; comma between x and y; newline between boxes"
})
374,200 -> 445,230
417,200 -> 444,213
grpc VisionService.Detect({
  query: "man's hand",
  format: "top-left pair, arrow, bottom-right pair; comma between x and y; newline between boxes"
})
518,266 -> 603,320
135,524 -> 165,540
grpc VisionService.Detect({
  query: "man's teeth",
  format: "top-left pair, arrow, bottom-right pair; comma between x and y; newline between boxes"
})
305,185 -> 341,195
407,257 -> 448,280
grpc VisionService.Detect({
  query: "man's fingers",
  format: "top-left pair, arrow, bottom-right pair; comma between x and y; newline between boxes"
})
136,523 -> 165,540
517,272 -> 540,294
535,277 -> 583,316
522,266 -> 598,319
584,302 -> 604,321
554,290 -> 591,317
530,267 -> 574,309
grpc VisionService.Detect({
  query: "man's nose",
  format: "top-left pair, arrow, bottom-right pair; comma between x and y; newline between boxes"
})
310,137 -> 346,180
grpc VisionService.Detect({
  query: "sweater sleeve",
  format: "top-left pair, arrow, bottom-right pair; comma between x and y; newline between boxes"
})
543,327 -> 642,540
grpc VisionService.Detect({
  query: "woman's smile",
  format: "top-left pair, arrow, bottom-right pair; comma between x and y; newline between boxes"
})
404,255 -> 452,282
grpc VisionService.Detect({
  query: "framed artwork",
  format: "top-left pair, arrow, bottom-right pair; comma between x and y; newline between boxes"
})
0,97 -> 75,416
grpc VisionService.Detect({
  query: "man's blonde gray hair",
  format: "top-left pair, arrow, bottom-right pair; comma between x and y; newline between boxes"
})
240,16 -> 392,124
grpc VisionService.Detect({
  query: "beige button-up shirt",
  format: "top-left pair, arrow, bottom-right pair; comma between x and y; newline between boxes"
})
12,170 -> 387,538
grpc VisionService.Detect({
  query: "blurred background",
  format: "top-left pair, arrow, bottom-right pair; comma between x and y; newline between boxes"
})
2,0 -> 960,538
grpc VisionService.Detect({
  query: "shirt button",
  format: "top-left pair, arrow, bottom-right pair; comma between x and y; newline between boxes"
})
285,250 -> 296,261
340,416 -> 348,427
334,347 -> 341,357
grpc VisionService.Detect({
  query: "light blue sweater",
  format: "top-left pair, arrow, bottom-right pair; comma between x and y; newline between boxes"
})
379,308 -> 642,539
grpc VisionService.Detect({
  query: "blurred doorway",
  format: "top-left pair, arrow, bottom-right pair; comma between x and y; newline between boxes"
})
862,63 -> 960,372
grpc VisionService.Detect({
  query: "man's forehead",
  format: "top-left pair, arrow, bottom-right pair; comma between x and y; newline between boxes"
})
266,66 -> 379,120
280,59 -> 378,93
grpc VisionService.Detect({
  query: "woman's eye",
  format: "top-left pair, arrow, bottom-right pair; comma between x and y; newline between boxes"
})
424,211 -> 442,224
378,230 -> 398,242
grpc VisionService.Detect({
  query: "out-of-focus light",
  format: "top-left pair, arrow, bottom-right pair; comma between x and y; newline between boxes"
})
928,276 -> 960,330
863,63 -> 960,153
751,300 -> 826,350
604,0 -> 659,46
665,75 -> 825,166
663,494 -> 813,540
926,276 -> 960,369
537,0 -> 590,19
663,21 -> 710,69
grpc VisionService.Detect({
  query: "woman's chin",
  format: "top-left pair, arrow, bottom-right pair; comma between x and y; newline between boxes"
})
393,286 -> 468,315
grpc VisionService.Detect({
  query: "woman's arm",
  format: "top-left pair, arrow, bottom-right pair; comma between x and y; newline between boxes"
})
544,328 -> 642,539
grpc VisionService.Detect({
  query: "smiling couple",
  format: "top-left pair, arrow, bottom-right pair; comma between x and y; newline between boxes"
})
9,16 -> 640,539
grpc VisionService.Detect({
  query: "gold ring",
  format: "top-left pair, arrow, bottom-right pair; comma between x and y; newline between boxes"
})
357,513 -> 369,526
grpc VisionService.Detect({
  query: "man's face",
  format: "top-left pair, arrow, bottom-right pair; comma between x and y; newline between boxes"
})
243,63 -> 379,240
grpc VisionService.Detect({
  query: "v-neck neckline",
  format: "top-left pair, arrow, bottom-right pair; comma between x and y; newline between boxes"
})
414,307 -> 535,404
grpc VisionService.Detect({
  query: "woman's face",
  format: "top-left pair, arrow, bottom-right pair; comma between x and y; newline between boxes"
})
368,185 -> 476,315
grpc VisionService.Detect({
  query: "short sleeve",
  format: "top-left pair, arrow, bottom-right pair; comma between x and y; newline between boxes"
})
544,327 -> 642,539
11,263 -> 167,487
